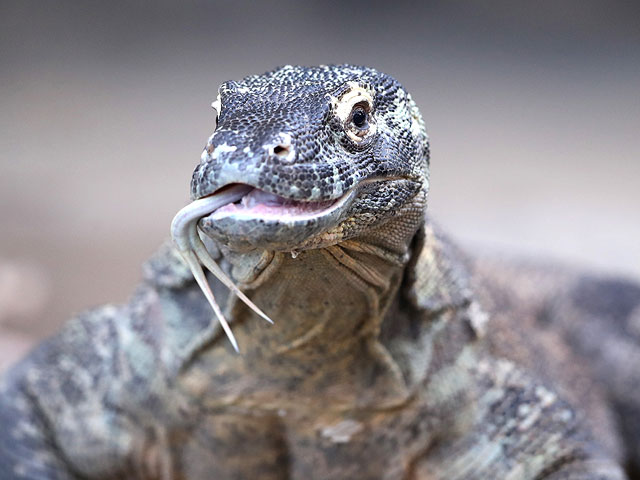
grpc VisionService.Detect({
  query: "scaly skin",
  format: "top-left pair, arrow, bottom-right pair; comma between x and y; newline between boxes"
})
0,65 -> 638,479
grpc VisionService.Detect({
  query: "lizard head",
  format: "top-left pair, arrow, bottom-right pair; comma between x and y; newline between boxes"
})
188,64 -> 430,252
170,65 -> 429,350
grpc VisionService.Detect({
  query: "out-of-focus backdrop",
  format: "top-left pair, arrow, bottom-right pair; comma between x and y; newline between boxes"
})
1,0 -> 639,370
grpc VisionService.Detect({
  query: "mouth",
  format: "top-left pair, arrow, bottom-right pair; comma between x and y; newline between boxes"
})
204,184 -> 347,223
195,183 -> 356,250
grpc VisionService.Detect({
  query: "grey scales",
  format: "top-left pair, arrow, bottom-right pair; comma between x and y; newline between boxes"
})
1,65 -> 639,480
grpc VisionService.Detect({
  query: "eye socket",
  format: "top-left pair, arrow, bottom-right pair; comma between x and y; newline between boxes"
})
333,86 -> 377,144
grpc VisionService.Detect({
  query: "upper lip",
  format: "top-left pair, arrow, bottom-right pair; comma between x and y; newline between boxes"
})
200,176 -> 413,204
200,183 -> 253,200
238,188 -> 336,209
202,183 -> 331,207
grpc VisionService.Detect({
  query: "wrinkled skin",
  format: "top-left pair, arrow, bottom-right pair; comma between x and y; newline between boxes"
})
0,65 -> 638,480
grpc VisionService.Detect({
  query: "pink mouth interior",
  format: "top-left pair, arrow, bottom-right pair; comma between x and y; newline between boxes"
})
213,187 -> 337,218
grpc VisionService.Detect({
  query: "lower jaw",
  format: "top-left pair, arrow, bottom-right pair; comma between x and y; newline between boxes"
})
199,221 -> 321,252
198,195 -> 353,252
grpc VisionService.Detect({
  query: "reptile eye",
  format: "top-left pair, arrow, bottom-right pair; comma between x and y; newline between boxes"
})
352,107 -> 367,129
337,94 -> 376,143
346,103 -> 372,142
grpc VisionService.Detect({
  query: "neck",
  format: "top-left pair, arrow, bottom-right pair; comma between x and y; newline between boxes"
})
236,244 -> 405,350
217,213 -> 420,404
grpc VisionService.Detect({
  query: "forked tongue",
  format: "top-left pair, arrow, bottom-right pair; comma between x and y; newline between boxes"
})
170,184 -> 273,352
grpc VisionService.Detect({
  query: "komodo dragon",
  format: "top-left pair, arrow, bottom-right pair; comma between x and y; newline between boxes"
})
1,65 -> 639,479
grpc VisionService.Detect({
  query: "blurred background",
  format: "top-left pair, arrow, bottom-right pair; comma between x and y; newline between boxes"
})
1,0 -> 639,370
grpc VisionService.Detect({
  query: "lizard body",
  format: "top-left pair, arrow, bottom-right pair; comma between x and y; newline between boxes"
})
0,65 -> 638,479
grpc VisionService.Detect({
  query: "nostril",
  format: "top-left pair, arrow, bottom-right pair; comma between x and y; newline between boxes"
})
266,133 -> 295,162
273,145 -> 290,157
